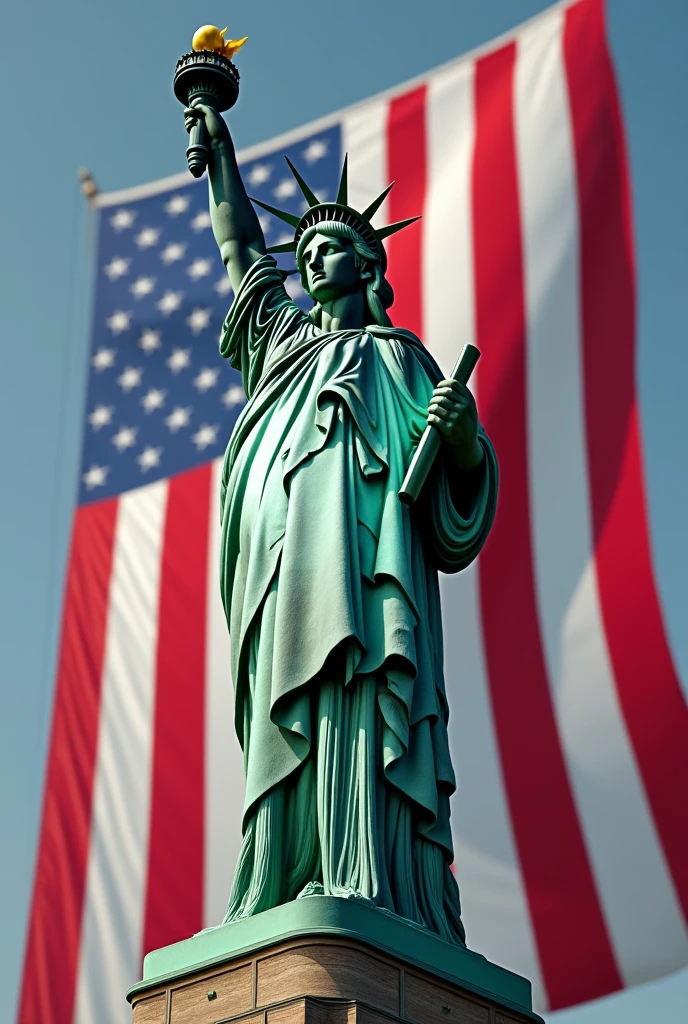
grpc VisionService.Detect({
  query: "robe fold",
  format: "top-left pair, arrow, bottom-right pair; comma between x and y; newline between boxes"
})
217,256 -> 498,942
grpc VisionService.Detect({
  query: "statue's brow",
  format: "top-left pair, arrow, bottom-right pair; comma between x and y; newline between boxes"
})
309,240 -> 343,254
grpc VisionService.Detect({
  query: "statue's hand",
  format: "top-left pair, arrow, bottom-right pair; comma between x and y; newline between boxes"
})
183,102 -> 230,143
427,379 -> 483,472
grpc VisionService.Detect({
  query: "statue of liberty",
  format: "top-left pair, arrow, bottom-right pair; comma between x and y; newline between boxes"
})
184,102 -> 498,946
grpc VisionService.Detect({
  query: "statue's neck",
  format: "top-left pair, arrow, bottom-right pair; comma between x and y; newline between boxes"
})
317,289 -> 367,334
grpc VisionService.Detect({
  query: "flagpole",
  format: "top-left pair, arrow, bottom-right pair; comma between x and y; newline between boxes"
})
78,167 -> 98,202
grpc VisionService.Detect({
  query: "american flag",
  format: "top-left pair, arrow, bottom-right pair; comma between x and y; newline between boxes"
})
79,130 -> 338,501
18,1 -> 688,1020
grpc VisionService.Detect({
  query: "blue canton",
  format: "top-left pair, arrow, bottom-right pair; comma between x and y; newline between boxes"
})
80,124 -> 342,504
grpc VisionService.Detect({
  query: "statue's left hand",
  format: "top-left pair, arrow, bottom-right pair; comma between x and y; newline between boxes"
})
427,379 -> 483,472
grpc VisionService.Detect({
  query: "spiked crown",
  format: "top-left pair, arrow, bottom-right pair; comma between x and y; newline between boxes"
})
250,155 -> 419,272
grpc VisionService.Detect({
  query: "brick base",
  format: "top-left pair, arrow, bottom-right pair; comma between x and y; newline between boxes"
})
131,936 -> 540,1024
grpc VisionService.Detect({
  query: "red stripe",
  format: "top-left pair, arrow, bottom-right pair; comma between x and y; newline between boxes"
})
141,465 -> 212,956
565,0 -> 688,921
17,499 -> 118,1024
472,41 -> 622,1008
386,85 -> 427,337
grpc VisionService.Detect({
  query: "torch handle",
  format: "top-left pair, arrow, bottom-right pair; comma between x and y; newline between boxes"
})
186,107 -> 211,179
398,343 -> 481,506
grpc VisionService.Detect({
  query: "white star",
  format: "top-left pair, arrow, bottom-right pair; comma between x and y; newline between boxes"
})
247,163 -> 272,186
137,446 -> 162,471
104,256 -> 130,280
112,425 -> 137,452
130,276 -> 155,299
187,257 -> 213,280
191,210 -> 212,232
166,406 -> 192,432
88,404 -> 114,429
135,226 -> 161,249
222,385 -> 245,408
83,464 -> 109,489
187,308 -> 212,334
110,208 -> 135,230
302,138 -> 328,163
157,290 -> 183,315
139,329 -> 161,353
194,367 -> 219,392
92,347 -> 116,371
141,388 -> 166,412
274,178 -> 298,200
117,366 -> 143,391
106,310 -> 131,334
161,242 -> 187,264
192,424 -> 219,450
165,194 -> 190,216
285,276 -> 305,300
167,348 -> 190,373
214,275 -> 233,297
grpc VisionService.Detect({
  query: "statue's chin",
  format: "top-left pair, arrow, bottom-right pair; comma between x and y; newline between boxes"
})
308,283 -> 334,303
309,280 -> 363,305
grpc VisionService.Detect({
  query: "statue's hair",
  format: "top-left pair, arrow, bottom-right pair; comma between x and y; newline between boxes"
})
296,221 -> 394,328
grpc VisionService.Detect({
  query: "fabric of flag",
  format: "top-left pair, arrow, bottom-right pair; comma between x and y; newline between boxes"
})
18,0 -> 688,1020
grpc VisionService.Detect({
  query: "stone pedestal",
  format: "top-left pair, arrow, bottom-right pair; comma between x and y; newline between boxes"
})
128,897 -> 544,1024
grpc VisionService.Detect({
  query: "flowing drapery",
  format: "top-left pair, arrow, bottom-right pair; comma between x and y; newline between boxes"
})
218,257 -> 497,941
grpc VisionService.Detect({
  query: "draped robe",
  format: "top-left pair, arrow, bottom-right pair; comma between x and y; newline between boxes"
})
218,256 -> 498,943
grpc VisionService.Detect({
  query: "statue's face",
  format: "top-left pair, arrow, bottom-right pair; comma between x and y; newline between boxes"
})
302,232 -> 367,303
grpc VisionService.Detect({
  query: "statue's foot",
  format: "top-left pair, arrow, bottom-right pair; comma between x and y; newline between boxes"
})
296,882 -> 376,908
297,880 -> 325,898
339,889 -> 376,907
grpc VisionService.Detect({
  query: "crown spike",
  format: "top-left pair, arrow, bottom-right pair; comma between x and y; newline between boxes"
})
361,181 -> 395,222
336,154 -> 348,206
266,240 -> 298,254
249,196 -> 301,228
284,157 -> 321,208
376,215 -> 421,240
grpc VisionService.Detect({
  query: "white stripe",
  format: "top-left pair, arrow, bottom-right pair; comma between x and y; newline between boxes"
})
423,59 -> 476,376
442,563 -> 546,1009
342,98 -> 390,228
516,9 -> 688,985
204,457 -> 245,928
424,64 -> 545,1006
74,482 -> 167,1023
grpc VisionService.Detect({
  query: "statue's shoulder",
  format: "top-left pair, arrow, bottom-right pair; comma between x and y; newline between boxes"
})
232,254 -> 295,309
219,256 -> 311,391
368,325 -> 442,387
221,256 -> 307,351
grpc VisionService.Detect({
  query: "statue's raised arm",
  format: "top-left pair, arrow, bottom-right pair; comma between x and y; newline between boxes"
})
184,103 -> 266,294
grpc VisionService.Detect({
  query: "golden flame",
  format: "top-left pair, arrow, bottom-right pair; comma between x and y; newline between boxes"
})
191,25 -> 247,60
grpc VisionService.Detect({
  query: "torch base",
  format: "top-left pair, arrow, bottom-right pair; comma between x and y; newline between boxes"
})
174,50 -> 240,113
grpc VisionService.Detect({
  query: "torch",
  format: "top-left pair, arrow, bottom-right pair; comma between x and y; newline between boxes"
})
174,26 -> 247,178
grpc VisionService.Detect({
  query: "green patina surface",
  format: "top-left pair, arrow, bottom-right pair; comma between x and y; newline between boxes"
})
218,255 -> 497,935
129,896 -> 543,1022
176,100 -> 501,968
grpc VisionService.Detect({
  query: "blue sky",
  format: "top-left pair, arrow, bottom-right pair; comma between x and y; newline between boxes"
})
1,1 -> 686,1019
